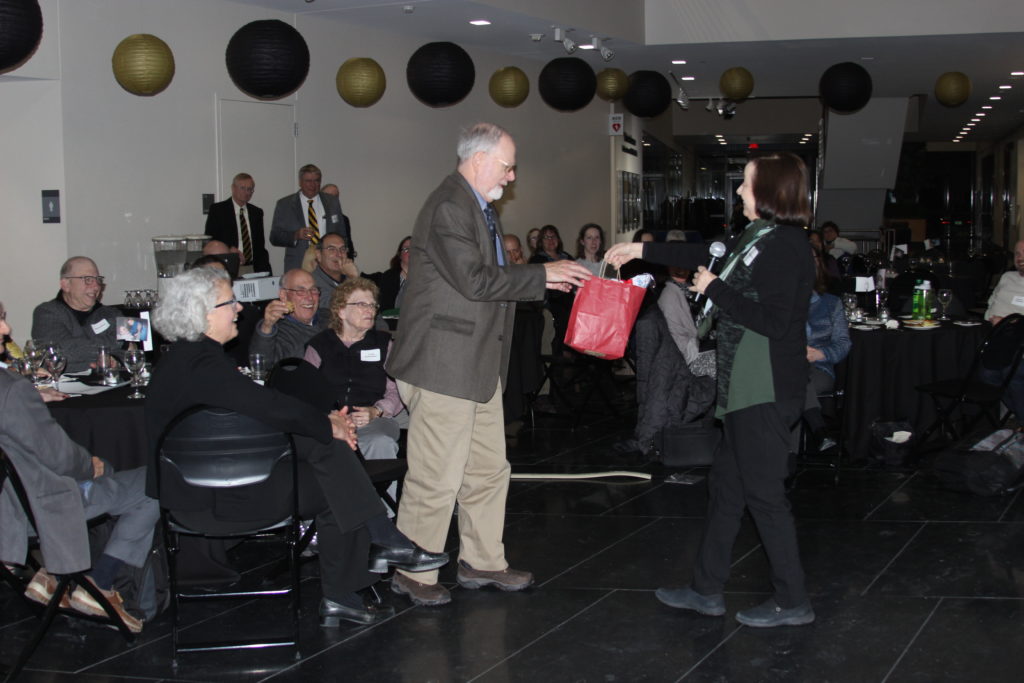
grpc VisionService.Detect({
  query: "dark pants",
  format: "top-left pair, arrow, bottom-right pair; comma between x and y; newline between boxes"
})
692,398 -> 809,608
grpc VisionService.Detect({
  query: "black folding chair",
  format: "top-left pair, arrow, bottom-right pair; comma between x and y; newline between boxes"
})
915,314 -> 1024,448
157,408 -> 302,665
0,449 -> 135,683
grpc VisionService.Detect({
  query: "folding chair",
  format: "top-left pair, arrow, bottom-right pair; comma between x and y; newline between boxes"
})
157,408 -> 302,665
0,449 -> 135,683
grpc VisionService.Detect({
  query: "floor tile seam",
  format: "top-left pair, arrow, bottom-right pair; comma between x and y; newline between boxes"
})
24,666 -> 170,682
996,487 -> 1023,522
859,521 -> 928,597
862,471 -> 920,521
537,517 -> 663,589
675,620 -> 746,682
465,589 -> 618,683
880,596 -> 944,683
599,482 -> 677,517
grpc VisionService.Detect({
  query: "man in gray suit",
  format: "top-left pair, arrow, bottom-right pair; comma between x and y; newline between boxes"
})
386,123 -> 590,606
269,164 -> 352,273
1,301 -> 159,633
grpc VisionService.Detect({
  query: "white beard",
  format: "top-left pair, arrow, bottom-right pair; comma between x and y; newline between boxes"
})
487,186 -> 504,201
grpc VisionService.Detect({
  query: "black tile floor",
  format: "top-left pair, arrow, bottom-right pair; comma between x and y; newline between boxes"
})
3,404 -> 1024,682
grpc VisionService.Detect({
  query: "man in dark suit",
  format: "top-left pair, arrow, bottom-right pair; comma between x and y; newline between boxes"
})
385,123 -> 590,606
269,164 -> 351,273
203,173 -> 271,275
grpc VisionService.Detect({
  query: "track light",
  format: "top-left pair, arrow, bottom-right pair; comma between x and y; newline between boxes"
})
553,27 -> 577,54
600,46 -> 614,61
668,72 -> 689,110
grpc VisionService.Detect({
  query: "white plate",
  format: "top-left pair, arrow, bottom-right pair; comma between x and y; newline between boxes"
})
905,324 -> 940,330
954,321 -> 983,327
859,318 -> 885,326
851,324 -> 879,331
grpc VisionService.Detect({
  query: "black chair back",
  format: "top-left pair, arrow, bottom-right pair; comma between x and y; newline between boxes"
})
978,314 -> 1024,377
267,357 -> 338,413
159,408 -> 291,489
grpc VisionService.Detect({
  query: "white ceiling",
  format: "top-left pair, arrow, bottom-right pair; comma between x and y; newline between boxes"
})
227,0 -> 1024,146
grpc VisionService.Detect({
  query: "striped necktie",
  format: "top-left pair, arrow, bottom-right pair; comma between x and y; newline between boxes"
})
484,205 -> 505,266
239,208 -> 253,264
307,199 -> 320,245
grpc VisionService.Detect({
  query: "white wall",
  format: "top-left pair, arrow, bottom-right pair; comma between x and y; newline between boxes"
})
1,0 -> 615,337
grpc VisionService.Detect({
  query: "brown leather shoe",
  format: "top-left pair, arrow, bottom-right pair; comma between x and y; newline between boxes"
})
24,568 -> 71,609
456,560 -> 534,591
69,577 -> 143,633
390,573 -> 451,606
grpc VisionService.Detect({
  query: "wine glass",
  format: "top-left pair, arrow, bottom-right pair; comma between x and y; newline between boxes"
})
937,288 -> 953,321
842,293 -> 858,321
875,288 -> 889,318
43,344 -> 66,392
123,348 -> 147,400
24,339 -> 45,386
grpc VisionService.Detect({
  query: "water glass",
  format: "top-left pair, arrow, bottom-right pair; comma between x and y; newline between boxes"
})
124,348 -> 146,399
249,352 -> 267,383
25,340 -> 45,386
937,288 -> 953,320
842,293 -> 858,321
44,344 -> 66,392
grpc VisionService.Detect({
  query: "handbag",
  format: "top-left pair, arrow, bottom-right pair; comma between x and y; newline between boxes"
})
564,264 -> 646,360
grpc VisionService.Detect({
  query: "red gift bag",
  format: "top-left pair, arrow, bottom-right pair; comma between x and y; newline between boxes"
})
564,274 -> 646,359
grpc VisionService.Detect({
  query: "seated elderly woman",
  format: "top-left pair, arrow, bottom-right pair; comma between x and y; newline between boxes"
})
145,267 -> 447,627
305,277 -> 402,500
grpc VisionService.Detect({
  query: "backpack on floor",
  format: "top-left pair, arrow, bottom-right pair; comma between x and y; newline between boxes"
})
931,429 -> 1024,496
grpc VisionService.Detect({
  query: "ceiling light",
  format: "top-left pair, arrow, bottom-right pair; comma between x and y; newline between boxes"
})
672,59 -> 687,65
681,76 -> 695,81
600,46 -> 614,61
553,27 -> 577,54
975,112 -> 986,116
469,19 -> 491,26
970,118 -> 980,122
1012,71 -> 1024,76
579,36 -> 595,50
990,96 -> 1002,100
982,105 -> 993,109
799,140 -> 807,144
998,85 -> 1012,89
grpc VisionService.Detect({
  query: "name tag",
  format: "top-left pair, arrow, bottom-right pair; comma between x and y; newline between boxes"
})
91,319 -> 111,334
361,348 -> 381,362
743,246 -> 759,267
1012,295 -> 1024,307
331,214 -> 340,224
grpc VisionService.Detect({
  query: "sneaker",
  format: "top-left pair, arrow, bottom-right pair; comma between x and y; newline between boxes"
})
68,577 -> 143,633
390,573 -> 451,606
654,586 -> 726,616
24,568 -> 71,609
735,598 -> 815,628
819,437 -> 838,452
455,560 -> 533,591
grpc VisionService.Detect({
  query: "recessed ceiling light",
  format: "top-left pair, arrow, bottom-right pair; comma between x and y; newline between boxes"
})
680,76 -> 695,81
1012,71 -> 1024,76
975,112 -> 986,116
970,118 -> 980,122
799,140 -> 807,144
578,43 -> 595,50
998,85 -> 1012,89
990,96 -> 1002,100
860,56 -> 875,61
672,59 -> 687,65
982,105 -> 993,109
966,123 -> 976,127
469,19 -> 491,26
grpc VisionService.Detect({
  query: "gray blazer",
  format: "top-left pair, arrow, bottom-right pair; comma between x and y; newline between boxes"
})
269,191 -> 348,273
386,172 -> 546,403
0,371 -> 94,574
32,296 -> 120,373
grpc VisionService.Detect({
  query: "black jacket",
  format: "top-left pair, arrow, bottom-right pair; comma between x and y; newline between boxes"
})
204,199 -> 272,274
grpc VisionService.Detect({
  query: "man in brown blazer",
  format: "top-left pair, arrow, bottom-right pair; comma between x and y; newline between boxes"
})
386,123 -> 590,605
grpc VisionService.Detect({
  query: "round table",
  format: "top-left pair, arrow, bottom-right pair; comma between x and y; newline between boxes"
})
841,320 -> 989,460
47,386 -> 147,471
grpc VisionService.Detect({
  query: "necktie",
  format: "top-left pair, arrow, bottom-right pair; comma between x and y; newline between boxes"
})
239,208 -> 253,265
484,205 -> 505,266
307,199 -> 320,245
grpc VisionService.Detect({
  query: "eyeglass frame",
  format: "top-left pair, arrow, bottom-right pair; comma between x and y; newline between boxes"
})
318,244 -> 349,255
62,275 -> 106,286
213,298 -> 239,309
342,301 -> 380,311
281,287 -> 321,297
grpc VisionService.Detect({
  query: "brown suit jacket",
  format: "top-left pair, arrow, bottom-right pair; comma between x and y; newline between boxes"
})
386,172 -> 545,402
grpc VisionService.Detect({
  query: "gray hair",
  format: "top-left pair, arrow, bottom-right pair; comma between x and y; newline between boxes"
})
152,267 -> 230,341
456,122 -> 509,163
59,256 -> 97,278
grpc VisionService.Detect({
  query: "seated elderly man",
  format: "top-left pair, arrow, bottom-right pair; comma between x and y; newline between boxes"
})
1,300 -> 159,634
981,239 -> 1024,420
31,257 -> 119,372
249,268 -> 327,366
311,234 -> 358,317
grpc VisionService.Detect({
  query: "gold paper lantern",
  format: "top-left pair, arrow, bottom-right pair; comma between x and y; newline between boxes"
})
595,68 -> 629,101
934,71 -> 971,107
111,34 -> 175,96
336,57 -> 386,107
488,66 -> 528,107
719,67 -> 753,101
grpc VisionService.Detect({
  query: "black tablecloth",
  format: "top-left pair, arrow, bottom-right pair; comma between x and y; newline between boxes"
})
48,386 -> 147,471
842,322 -> 989,459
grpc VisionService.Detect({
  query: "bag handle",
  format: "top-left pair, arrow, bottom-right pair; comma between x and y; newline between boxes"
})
599,260 -> 620,280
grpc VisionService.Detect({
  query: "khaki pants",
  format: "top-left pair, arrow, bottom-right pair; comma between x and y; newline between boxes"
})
395,379 -> 509,585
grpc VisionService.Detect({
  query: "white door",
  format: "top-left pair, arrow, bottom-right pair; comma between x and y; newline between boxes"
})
217,99 -> 296,274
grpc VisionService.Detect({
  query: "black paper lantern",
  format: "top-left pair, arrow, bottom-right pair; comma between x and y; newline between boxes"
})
406,41 -> 475,107
226,20 -> 309,100
623,70 -> 671,118
0,0 -> 43,73
538,57 -> 595,112
819,62 -> 872,113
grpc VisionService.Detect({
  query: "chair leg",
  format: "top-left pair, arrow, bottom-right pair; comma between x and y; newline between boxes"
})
5,575 -> 75,683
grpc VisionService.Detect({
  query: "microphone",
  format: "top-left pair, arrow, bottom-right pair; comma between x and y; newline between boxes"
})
694,241 -> 727,307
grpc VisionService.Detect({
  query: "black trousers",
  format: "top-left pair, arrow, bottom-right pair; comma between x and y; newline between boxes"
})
692,398 -> 809,608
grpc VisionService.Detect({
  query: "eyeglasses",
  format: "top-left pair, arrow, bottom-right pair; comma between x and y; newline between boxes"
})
214,298 -> 239,309
234,185 -> 255,194
320,245 -> 348,254
494,157 -> 516,175
282,287 -> 321,297
343,302 -> 380,310
399,247 -> 411,254
63,275 -> 105,286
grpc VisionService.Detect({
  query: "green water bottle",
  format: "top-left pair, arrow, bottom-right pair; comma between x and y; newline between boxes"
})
911,280 -> 923,319
920,281 -> 933,320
